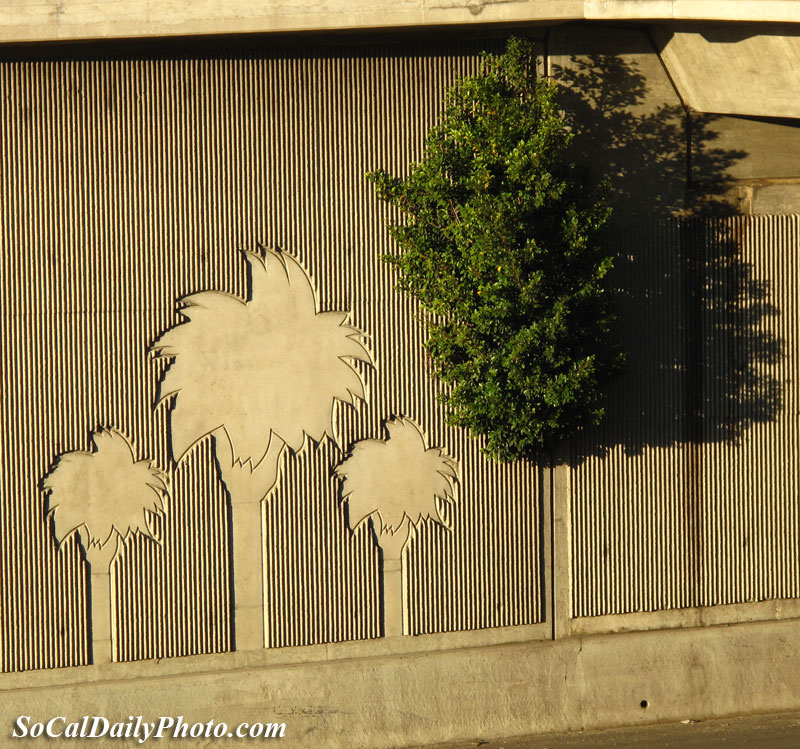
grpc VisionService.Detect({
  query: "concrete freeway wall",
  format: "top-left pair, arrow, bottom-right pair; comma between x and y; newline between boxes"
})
1,23 -> 800,747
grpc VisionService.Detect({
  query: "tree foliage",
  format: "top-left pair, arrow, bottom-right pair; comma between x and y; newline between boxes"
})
368,37 -> 623,461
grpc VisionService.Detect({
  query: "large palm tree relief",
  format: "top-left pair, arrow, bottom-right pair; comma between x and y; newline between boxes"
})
152,246 -> 370,650
335,418 -> 457,636
43,428 -> 167,664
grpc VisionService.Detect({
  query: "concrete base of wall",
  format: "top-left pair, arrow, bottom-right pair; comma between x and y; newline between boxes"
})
3,617 -> 800,747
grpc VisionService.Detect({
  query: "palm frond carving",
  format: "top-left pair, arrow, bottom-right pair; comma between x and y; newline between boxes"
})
336,418 -> 456,534
43,428 -> 167,664
44,428 -> 166,549
152,247 -> 370,467
335,418 -> 457,636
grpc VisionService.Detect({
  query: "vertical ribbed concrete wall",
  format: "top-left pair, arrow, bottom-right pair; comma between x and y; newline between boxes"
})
2,40 -> 799,675
0,45 -> 545,672
572,216 -> 800,617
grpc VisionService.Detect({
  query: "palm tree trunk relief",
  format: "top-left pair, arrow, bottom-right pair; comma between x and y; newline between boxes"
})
335,418 -> 457,638
43,429 -> 167,666
84,534 -> 120,664
378,525 -> 410,637
215,432 -> 286,650
152,247 -> 370,651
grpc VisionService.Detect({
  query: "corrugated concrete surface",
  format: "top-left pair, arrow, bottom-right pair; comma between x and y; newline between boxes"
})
570,216 -> 800,618
0,45 -> 545,673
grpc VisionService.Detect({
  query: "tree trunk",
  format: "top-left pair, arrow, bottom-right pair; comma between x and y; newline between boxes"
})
82,532 -> 120,665
215,431 -> 285,651
379,523 -> 410,637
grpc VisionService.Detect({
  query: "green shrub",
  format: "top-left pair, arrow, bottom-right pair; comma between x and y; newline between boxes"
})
368,37 -> 623,461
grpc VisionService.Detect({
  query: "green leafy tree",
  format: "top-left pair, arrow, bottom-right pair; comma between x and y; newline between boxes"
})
368,37 -> 622,461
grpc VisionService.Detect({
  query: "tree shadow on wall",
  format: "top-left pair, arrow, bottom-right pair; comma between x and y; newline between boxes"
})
549,54 -> 782,462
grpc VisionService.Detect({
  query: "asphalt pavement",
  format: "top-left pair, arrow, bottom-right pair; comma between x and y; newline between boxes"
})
419,711 -> 800,748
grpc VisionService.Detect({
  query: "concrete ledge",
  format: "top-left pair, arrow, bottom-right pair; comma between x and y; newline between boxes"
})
585,0 -> 800,23
655,25 -> 800,118
1,0 -> 799,45
3,618 -> 800,747
571,598 -> 800,635
0,0 -> 582,44
752,183 -> 800,213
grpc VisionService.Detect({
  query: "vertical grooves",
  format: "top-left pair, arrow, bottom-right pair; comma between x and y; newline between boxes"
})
572,216 -> 800,617
2,44 -> 546,671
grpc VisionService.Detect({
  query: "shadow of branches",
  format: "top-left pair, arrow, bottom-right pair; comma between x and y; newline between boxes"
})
548,54 -> 782,461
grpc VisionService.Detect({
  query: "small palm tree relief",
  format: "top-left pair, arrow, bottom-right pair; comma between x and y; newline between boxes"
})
43,428 -> 167,664
335,418 -> 457,636
152,246 -> 370,650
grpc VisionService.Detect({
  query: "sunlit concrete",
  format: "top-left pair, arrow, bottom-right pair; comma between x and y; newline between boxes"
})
654,24 -> 800,118
4,618 -> 800,748
1,0 -> 799,45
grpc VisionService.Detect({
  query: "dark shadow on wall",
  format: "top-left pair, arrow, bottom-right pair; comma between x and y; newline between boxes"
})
548,54 -> 782,462
553,53 -> 746,219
